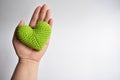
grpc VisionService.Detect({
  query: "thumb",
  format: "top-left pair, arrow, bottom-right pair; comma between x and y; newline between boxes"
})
18,20 -> 25,27
13,20 -> 25,40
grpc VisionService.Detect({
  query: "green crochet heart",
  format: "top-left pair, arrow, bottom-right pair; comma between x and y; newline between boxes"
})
17,21 -> 51,51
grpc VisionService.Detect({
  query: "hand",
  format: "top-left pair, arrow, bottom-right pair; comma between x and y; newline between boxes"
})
12,4 -> 53,62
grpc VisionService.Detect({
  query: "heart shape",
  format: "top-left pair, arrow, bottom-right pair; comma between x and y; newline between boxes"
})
17,21 -> 51,51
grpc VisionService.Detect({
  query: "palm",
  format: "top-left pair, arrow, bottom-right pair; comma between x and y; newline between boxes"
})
13,4 -> 53,62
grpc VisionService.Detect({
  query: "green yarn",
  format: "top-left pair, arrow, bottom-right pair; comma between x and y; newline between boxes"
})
17,21 -> 51,51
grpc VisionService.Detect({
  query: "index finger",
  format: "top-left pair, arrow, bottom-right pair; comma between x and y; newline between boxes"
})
29,6 -> 41,28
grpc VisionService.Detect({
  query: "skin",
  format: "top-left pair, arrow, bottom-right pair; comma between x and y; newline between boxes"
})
11,4 -> 53,80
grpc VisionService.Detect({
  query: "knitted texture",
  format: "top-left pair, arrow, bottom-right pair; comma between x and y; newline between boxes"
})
17,21 -> 51,51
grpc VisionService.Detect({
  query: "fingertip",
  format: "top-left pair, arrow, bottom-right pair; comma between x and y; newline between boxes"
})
37,6 -> 41,9
19,20 -> 25,26
42,4 -> 48,10
35,6 -> 41,12
48,19 -> 53,27
43,4 -> 47,7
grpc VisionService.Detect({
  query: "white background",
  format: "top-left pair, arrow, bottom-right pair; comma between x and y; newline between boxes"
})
0,0 -> 120,80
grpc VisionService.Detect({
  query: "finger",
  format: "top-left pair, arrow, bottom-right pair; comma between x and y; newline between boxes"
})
29,6 -> 41,27
44,9 -> 51,22
15,20 -> 25,36
48,19 -> 53,27
38,4 -> 48,22
13,20 -> 25,41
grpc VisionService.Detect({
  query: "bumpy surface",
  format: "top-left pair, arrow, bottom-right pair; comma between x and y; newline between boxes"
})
17,21 -> 51,51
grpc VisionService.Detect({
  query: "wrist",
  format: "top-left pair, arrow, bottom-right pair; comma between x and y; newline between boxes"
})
12,58 -> 39,80
18,58 -> 39,66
